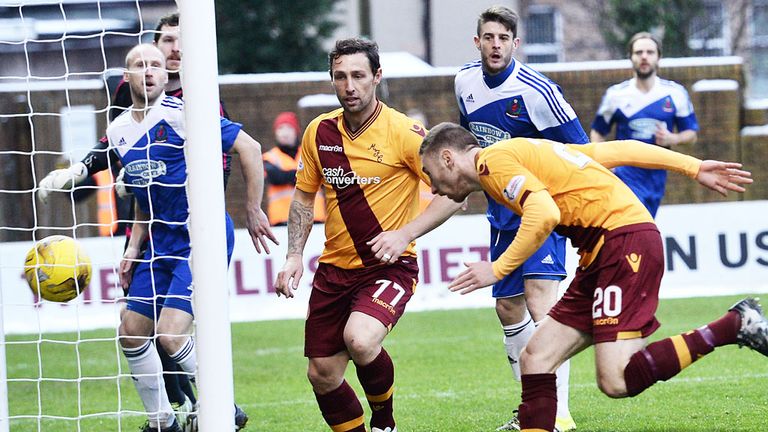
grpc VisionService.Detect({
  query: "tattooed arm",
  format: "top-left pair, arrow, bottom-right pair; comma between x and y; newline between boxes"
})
274,188 -> 317,298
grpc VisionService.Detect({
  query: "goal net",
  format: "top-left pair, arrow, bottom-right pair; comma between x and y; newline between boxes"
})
0,1 -> 234,430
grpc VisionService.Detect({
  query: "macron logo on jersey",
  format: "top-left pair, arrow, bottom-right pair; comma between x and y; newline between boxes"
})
318,144 -> 343,153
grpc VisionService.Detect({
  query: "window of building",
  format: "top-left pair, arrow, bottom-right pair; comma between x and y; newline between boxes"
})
751,0 -> 768,97
524,5 -> 561,63
688,0 -> 729,56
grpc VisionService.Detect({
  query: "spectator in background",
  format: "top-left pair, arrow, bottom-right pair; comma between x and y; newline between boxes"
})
590,32 -> 698,217
263,111 -> 326,226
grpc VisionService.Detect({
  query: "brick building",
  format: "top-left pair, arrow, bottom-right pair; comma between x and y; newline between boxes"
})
3,57 -> 766,242
1,0 -> 767,242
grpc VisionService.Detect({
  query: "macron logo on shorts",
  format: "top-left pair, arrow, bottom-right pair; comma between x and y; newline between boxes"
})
625,253 -> 642,273
541,254 -> 554,265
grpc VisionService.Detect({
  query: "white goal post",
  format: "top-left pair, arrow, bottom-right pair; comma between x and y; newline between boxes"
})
178,1 -> 236,430
0,0 -> 236,430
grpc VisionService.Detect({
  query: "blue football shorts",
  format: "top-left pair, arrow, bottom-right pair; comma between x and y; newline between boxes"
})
126,214 -> 235,319
490,225 -> 567,299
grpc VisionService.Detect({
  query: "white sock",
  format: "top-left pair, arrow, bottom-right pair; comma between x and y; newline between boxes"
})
555,358 -> 572,419
502,312 -> 535,381
122,341 -> 175,428
169,337 -> 197,375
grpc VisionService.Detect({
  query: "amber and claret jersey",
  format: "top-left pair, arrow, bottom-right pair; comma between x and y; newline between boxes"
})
477,138 -> 701,270
296,102 -> 430,269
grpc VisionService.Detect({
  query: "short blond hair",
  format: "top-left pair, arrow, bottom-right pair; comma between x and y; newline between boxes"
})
627,32 -> 662,57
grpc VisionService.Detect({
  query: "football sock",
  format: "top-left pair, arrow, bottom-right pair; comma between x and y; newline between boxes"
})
355,348 -> 395,430
554,358 -> 572,419
624,311 -> 740,397
502,312 -> 535,381
518,373 -> 557,432
123,340 -> 174,428
157,343 -> 186,405
178,374 -> 197,405
314,380 -> 366,432
169,337 -> 197,375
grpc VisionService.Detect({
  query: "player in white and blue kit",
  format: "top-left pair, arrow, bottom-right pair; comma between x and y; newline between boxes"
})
454,7 -> 587,431
109,44 -> 276,432
591,32 -> 698,217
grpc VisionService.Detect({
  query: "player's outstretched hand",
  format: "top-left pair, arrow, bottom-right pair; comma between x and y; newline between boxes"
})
367,229 -> 411,265
696,161 -> 752,196
119,246 -> 141,291
448,261 -> 499,295
37,162 -> 88,204
246,208 -> 279,254
275,254 -> 303,298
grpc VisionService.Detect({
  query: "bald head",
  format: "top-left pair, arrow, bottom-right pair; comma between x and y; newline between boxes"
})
125,43 -> 165,69
123,43 -> 168,108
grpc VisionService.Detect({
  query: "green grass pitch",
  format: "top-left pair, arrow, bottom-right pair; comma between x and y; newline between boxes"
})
5,294 -> 768,431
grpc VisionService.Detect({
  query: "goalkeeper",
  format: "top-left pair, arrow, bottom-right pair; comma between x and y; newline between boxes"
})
35,13 -> 248,430
112,43 -> 275,432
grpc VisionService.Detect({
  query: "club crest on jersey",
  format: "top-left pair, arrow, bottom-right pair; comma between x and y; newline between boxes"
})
503,175 -> 525,202
506,98 -> 522,118
478,163 -> 490,176
154,125 -> 168,143
469,122 -> 511,148
367,143 -> 384,163
124,159 -> 167,186
663,97 -> 673,112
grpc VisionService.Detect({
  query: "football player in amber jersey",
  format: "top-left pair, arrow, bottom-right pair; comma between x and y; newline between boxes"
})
275,38 -> 460,432
420,122 -> 767,431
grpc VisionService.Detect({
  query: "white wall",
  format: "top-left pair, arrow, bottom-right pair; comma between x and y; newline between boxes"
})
429,0 -> 519,67
326,0 -> 519,67
370,0 -> 426,59
2,200 -> 767,334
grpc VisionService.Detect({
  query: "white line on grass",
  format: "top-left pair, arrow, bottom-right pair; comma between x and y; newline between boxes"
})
238,371 -> 768,410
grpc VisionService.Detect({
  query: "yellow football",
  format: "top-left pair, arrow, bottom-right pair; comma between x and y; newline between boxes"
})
24,235 -> 92,302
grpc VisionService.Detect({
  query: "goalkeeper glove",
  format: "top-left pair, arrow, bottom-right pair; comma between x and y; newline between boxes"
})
114,167 -> 132,198
37,162 -> 88,204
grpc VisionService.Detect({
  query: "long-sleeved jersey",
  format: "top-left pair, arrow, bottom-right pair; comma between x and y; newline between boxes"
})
475,138 -> 700,279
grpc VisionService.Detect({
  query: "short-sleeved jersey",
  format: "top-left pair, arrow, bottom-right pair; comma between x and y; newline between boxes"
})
455,59 -> 589,231
476,138 -> 654,268
591,77 -> 699,212
106,94 -> 242,256
296,102 -> 429,269
88,83 -> 233,185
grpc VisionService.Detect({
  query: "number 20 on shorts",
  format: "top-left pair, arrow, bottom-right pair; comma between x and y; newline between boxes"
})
593,285 -> 623,318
